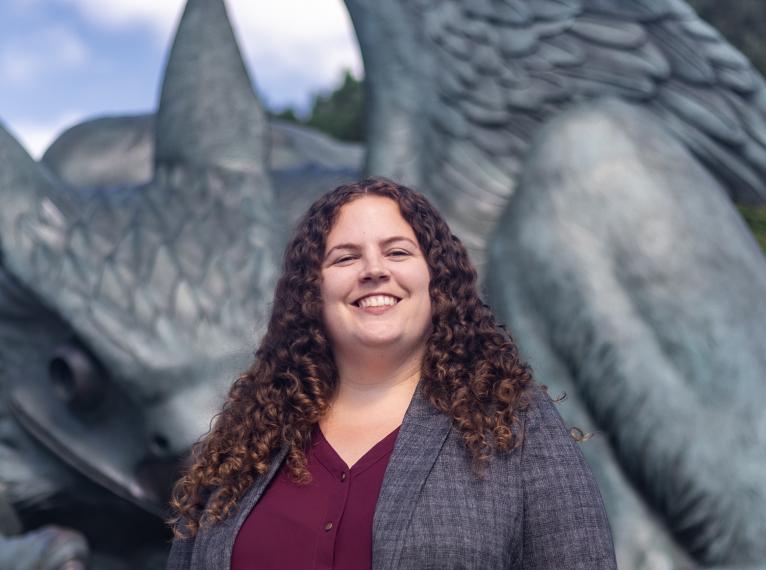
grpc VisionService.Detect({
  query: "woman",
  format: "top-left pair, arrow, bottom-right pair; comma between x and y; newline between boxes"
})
167,178 -> 617,569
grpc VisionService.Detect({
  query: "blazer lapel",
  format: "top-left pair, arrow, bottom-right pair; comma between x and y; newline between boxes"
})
191,445 -> 289,569
372,386 -> 453,570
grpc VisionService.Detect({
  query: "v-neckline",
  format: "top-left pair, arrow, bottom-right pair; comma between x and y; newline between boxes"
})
314,424 -> 401,472
212,383 -> 453,570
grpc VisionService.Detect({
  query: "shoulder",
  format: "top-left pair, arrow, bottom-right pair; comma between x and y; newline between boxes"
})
165,477 -> 264,570
520,385 -> 576,448
516,385 -> 618,568
517,384 -> 596,481
167,534 -> 195,570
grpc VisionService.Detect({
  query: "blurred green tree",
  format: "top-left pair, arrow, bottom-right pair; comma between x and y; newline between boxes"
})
688,0 -> 766,250
273,107 -> 300,124
687,0 -> 766,75
271,71 -> 364,143
306,71 -> 364,142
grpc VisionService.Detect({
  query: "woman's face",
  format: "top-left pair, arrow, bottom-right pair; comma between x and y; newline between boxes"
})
320,195 -> 432,358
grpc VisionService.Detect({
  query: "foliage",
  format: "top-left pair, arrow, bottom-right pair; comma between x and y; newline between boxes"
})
689,1 -> 766,249
306,71 -> 364,142
272,71 -> 364,143
737,205 -> 766,253
686,0 -> 766,76
273,107 -> 300,124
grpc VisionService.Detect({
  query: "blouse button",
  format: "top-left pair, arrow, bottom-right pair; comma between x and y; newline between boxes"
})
340,472 -> 347,482
324,522 -> 333,531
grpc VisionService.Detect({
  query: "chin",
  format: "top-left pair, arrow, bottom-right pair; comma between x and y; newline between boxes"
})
356,335 -> 403,348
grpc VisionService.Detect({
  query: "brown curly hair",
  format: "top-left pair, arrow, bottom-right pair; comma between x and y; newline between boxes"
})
168,177 -> 533,538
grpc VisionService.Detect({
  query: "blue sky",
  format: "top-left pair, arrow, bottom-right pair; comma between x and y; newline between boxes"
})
0,0 -> 362,157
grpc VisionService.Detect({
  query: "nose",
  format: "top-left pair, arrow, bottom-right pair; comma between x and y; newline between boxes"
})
359,252 -> 390,282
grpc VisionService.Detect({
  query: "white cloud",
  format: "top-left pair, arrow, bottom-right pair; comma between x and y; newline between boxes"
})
228,0 -> 363,107
53,27 -> 89,65
60,0 -> 184,39
0,25 -> 88,86
229,1 -> 362,75
0,51 -> 43,85
8,110 -> 88,159
3,0 -> 363,157
62,0 -> 362,106
231,1 -> 363,109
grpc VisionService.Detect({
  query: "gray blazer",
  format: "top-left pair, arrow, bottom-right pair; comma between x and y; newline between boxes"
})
167,386 -> 617,569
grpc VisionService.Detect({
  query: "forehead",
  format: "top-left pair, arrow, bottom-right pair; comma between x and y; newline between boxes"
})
326,196 -> 416,244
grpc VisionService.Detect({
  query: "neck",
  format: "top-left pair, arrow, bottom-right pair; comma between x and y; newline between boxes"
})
329,345 -> 424,411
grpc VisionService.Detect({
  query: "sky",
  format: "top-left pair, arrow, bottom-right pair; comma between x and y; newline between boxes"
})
0,0 -> 362,158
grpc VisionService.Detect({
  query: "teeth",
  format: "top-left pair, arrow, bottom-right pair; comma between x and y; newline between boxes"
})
358,295 -> 399,308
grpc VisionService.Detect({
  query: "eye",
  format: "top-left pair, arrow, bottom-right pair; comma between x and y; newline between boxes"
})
388,249 -> 410,258
334,255 -> 356,264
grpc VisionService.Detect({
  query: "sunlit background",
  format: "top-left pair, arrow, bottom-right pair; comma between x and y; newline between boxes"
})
0,0 -> 362,158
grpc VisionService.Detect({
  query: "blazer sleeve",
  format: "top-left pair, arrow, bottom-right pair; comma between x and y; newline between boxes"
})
166,536 -> 194,570
520,387 -> 617,569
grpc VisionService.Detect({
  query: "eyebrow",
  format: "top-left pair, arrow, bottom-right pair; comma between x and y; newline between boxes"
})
324,236 -> 418,259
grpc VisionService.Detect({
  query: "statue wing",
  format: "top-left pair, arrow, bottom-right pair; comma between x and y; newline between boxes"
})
1,0 -> 277,388
0,0 -> 278,510
347,0 -> 766,268
487,97 -> 766,568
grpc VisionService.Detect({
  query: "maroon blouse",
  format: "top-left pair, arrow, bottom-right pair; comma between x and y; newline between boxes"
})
231,425 -> 400,570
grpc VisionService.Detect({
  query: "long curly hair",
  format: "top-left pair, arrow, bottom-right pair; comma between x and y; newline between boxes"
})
168,177 -> 533,538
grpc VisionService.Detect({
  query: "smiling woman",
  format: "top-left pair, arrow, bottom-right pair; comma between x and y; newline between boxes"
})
319,195 -> 433,469
166,178 -> 617,569
321,196 -> 431,358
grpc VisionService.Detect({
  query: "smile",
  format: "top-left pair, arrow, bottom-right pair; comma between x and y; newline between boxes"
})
353,294 -> 401,308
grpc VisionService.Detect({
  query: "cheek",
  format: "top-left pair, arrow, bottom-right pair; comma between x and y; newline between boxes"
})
319,286 -> 340,340
415,264 -> 433,318
319,270 -> 337,302
319,270 -> 351,309
318,276 -> 334,326
410,262 -> 432,295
